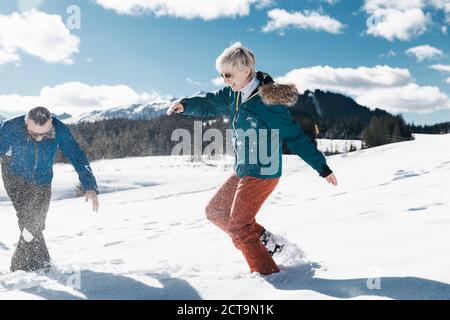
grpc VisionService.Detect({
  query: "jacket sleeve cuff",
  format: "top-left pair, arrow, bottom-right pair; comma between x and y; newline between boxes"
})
319,164 -> 333,178
179,99 -> 187,109
84,186 -> 99,195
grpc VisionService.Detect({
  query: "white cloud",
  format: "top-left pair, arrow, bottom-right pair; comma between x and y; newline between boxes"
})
430,64 -> 450,85
356,83 -> 450,113
364,0 -> 430,41
430,64 -> 450,72
0,10 -> 79,65
254,0 -> 276,10
364,0 -> 450,41
17,0 -> 47,12
0,82 -> 167,115
262,8 -> 345,34
309,0 -> 340,4
321,0 -> 340,4
212,76 -> 225,87
405,45 -> 444,61
276,65 -> 450,113
187,78 -> 202,87
277,65 -> 413,95
95,0 -> 264,20
429,0 -> 450,23
0,47 -> 19,65
379,50 -> 397,58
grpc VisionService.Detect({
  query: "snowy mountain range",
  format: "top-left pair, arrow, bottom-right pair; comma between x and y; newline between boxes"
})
59,89 -> 373,125
61,101 -> 173,125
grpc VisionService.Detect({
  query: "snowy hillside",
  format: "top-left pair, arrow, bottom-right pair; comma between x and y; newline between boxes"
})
63,102 -> 171,124
0,134 -> 449,299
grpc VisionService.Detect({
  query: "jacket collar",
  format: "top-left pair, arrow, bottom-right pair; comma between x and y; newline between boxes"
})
255,71 -> 299,107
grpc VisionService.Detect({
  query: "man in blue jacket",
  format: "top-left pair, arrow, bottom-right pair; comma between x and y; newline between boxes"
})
0,106 -> 99,272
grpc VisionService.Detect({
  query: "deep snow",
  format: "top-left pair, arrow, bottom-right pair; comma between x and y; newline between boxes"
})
0,134 -> 449,300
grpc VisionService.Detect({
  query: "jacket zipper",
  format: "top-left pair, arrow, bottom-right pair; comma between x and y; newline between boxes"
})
232,90 -> 260,128
231,92 -> 240,160
231,90 -> 261,165
232,91 -> 240,129
32,142 -> 38,178
234,91 -> 240,118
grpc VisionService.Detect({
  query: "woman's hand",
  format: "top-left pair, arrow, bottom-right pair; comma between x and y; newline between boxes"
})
167,102 -> 184,115
325,173 -> 338,186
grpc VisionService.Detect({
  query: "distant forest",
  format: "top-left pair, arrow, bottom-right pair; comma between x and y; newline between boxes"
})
408,122 -> 450,134
58,115 -> 412,163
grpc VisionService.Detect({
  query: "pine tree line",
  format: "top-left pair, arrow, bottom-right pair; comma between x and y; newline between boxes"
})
55,111 -> 413,164
409,122 -> 450,134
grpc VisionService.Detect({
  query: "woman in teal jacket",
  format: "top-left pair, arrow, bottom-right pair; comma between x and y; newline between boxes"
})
168,42 -> 337,275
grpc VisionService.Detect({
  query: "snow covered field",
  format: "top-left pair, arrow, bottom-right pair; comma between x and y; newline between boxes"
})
0,134 -> 449,300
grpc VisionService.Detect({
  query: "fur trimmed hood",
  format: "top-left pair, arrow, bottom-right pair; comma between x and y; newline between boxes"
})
256,71 -> 299,107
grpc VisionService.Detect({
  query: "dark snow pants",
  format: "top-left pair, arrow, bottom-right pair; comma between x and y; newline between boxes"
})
2,157 -> 52,272
205,173 -> 280,275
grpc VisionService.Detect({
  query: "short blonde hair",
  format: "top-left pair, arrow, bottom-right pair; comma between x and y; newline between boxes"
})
215,42 -> 256,77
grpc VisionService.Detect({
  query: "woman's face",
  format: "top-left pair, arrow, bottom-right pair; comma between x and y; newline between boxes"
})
221,66 -> 252,92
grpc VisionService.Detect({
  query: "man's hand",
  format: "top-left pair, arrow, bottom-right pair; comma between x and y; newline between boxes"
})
85,190 -> 99,212
167,102 -> 184,115
325,173 -> 338,186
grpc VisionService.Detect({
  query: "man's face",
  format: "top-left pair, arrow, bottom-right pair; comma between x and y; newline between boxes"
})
221,67 -> 252,92
26,119 -> 53,142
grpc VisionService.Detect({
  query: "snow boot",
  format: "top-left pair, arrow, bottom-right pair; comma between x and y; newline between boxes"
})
259,229 -> 284,257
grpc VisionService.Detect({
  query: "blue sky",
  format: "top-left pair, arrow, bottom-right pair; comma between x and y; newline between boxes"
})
1,0 -> 450,125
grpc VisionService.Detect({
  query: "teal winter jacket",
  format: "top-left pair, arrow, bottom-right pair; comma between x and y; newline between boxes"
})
180,72 -> 332,179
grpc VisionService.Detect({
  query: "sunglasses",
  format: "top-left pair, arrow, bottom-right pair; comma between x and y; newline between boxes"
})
27,127 -> 55,140
220,72 -> 233,80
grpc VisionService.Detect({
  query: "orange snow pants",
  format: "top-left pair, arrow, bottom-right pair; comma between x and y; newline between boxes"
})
205,173 -> 280,275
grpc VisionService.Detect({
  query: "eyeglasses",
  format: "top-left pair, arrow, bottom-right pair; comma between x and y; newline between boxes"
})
27,128 -> 54,140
